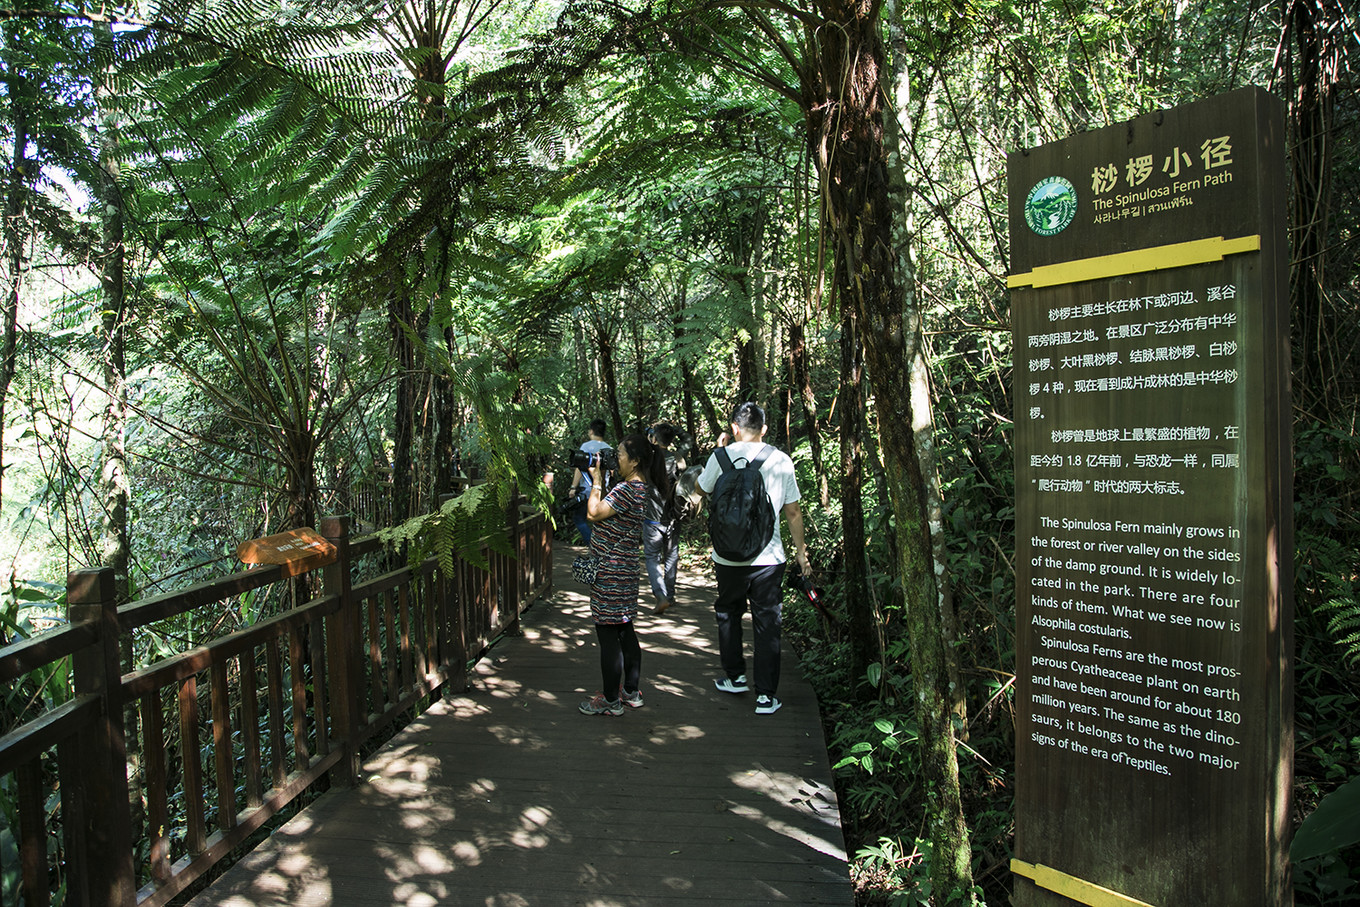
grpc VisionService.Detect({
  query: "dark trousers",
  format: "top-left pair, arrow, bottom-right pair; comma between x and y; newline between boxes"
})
713,562 -> 786,698
595,622 -> 641,699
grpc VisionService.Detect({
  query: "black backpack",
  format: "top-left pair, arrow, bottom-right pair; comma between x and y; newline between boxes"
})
707,445 -> 775,561
661,453 -> 688,524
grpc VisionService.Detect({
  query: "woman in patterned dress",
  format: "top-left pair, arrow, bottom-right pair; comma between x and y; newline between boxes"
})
578,433 -> 674,716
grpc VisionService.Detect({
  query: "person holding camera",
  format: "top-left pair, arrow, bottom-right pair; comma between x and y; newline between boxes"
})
697,402 -> 811,716
643,422 -> 686,615
578,433 -> 674,716
567,419 -> 611,545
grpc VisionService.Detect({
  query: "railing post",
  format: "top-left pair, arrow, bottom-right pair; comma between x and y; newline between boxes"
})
67,567 -> 136,907
541,471 -> 555,596
505,487 -> 522,631
320,516 -> 360,788
437,493 -> 468,695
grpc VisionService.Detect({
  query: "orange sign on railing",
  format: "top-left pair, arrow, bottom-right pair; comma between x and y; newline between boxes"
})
236,527 -> 337,577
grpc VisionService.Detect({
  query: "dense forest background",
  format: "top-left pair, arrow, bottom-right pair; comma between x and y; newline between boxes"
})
2,0 -> 1357,903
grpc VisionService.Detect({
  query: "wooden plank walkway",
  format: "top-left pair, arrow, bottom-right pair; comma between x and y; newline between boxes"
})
188,545 -> 854,906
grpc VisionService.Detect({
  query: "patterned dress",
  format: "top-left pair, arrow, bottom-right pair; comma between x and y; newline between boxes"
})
588,479 -> 647,624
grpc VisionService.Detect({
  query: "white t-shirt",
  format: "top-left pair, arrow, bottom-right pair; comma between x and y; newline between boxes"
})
697,441 -> 801,566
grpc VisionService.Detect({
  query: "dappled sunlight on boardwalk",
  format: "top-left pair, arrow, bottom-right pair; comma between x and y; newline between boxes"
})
189,546 -> 853,906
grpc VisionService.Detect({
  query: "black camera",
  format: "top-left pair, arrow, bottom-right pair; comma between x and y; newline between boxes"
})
786,565 -> 823,605
555,495 -> 585,516
570,448 -> 618,472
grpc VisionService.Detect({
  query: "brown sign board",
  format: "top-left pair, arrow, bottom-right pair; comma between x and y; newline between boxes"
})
1008,87 -> 1292,906
237,527 -> 337,578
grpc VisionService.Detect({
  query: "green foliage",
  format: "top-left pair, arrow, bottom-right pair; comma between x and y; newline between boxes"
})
1319,580 -> 1360,669
1295,776 -> 1360,862
377,481 -> 514,575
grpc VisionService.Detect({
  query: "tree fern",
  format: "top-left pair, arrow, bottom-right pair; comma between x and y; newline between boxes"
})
376,481 -> 514,574
1320,577 -> 1360,669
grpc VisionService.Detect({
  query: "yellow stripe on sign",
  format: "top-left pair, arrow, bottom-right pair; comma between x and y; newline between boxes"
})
1011,858 -> 1158,907
1007,235 -> 1261,289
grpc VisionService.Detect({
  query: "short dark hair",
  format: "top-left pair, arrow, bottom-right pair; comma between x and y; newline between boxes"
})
730,402 -> 765,433
650,422 -> 678,447
588,418 -> 608,437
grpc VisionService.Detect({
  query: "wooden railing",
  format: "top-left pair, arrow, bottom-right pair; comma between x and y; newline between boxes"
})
0,502 -> 552,907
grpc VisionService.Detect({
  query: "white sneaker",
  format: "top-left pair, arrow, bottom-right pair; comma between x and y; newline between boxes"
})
755,695 -> 782,715
714,675 -> 749,693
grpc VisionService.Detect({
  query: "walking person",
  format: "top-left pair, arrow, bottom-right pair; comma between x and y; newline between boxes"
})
567,419 -> 611,545
578,433 -> 674,716
697,402 -> 811,716
643,423 -> 686,614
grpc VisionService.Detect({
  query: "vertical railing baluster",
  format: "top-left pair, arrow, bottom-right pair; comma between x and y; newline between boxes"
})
366,593 -> 381,717
388,590 -> 397,701
265,637 -> 286,789
56,735 -> 90,907
210,660 -> 235,830
423,569 -> 437,683
310,616 -> 329,758
320,515 -> 359,787
143,691 -> 170,884
241,648 -> 262,809
67,567 -> 134,906
17,760 -> 48,907
288,629 -> 308,771
178,674 -> 206,855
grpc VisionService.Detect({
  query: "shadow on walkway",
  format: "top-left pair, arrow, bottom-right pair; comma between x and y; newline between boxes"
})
189,544 -> 853,906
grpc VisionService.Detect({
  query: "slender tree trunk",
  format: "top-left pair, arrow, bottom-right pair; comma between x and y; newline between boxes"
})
595,322 -> 624,438
674,281 -> 703,456
389,289 -> 420,521
433,325 -> 459,495
0,23 -> 32,508
790,317 -> 828,506
632,320 -> 655,423
882,6 -> 967,731
94,17 -> 142,835
1281,0 -> 1338,413
840,304 -> 880,681
804,2 -> 975,901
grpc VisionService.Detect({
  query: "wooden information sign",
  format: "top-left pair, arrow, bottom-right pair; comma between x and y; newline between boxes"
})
1008,87 -> 1292,905
237,527 -> 337,578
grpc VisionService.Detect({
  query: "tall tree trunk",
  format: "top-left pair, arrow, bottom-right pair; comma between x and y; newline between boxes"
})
674,281 -> 703,456
839,304 -> 880,683
0,22 -> 32,508
883,3 -> 967,732
790,317 -> 828,505
804,2 -> 975,901
433,326 -> 459,495
94,16 -> 141,835
389,289 -> 420,521
1281,0 -> 1340,413
595,322 -> 624,438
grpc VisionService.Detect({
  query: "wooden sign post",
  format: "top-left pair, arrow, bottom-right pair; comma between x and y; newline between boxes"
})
1008,87 -> 1292,906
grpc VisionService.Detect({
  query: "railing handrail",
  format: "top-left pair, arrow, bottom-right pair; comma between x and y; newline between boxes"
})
1,497 -> 554,907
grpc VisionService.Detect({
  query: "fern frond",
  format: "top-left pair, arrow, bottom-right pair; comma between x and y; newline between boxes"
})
376,481 -> 515,574
1320,585 -> 1360,668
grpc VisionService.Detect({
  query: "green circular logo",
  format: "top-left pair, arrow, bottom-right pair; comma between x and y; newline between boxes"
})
1025,177 -> 1078,236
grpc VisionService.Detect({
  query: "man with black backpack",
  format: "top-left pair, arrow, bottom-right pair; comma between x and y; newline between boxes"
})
696,402 -> 811,716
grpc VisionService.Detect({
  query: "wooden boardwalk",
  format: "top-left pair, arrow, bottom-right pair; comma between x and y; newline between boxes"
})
188,545 -> 854,906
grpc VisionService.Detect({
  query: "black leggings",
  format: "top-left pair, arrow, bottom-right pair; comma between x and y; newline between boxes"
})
595,622 -> 641,699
